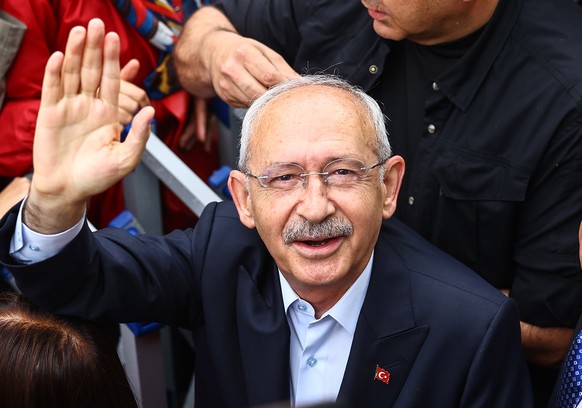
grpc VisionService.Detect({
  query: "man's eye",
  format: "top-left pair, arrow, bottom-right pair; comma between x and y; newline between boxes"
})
268,173 -> 300,188
275,174 -> 296,182
331,168 -> 359,177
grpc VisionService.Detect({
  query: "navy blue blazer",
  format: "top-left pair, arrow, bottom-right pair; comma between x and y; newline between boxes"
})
0,201 -> 533,407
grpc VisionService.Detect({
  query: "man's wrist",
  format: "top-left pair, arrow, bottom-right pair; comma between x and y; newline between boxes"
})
23,192 -> 86,234
520,322 -> 573,367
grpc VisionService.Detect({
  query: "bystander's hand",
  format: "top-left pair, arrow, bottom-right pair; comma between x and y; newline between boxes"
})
178,96 -> 217,152
174,7 -> 299,107
118,58 -> 150,126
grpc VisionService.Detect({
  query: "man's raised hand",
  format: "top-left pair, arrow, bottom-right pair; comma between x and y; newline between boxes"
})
26,19 -> 154,233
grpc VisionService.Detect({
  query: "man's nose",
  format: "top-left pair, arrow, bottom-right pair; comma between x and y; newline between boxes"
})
295,174 -> 335,223
362,0 -> 380,9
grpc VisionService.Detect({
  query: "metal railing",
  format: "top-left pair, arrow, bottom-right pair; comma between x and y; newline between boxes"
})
117,103 -> 246,408
120,131 -> 224,408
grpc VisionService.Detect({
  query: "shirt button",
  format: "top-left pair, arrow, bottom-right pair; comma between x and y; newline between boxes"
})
408,196 -> 415,206
297,303 -> 307,311
369,64 -> 378,74
307,357 -> 318,367
28,244 -> 40,252
427,124 -> 436,134
432,82 -> 440,91
175,5 -> 181,11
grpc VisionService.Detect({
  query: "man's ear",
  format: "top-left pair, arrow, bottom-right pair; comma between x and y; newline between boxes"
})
382,155 -> 405,219
228,170 -> 256,229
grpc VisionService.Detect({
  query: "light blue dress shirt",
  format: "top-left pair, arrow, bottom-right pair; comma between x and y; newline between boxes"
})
279,255 -> 372,407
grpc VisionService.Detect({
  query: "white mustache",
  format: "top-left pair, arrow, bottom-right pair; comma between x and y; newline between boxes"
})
283,217 -> 354,244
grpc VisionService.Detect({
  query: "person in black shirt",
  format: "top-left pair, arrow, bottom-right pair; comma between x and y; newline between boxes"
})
173,0 -> 582,405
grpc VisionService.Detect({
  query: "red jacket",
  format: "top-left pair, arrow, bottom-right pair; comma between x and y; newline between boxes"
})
1,0 -> 218,229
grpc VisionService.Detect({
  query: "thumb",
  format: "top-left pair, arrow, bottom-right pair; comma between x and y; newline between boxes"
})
120,106 -> 155,169
120,59 -> 140,82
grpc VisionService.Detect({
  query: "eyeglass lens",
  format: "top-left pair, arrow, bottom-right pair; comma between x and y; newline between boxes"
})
257,158 -> 377,190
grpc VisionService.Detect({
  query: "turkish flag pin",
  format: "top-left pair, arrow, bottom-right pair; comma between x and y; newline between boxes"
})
374,365 -> 391,385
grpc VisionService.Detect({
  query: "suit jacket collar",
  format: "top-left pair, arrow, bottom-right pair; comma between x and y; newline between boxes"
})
338,230 -> 429,405
234,226 -> 428,406
236,261 -> 291,406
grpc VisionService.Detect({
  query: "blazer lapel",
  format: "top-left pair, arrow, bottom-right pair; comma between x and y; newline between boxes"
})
236,262 -> 291,407
337,235 -> 428,406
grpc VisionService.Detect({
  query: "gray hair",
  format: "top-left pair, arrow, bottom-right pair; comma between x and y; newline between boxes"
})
237,75 -> 392,172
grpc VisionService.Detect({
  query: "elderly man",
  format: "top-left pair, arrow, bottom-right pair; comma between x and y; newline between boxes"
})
0,20 -> 533,407
173,2 -> 582,403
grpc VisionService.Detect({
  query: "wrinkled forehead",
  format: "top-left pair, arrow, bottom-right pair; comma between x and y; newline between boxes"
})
248,85 -> 376,155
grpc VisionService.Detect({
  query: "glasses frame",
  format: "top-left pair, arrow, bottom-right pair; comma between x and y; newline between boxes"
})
245,157 -> 388,190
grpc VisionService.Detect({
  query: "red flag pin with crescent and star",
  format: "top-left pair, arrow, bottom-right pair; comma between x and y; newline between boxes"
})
374,365 -> 390,385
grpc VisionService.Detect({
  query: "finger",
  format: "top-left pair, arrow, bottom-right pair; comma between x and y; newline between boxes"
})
219,82 -> 261,108
120,58 -> 140,82
80,19 -> 106,96
120,106 -> 155,168
99,30 -> 121,107
179,111 -> 198,151
117,104 -> 135,126
218,69 -> 267,107
179,125 -> 197,151
245,45 -> 298,88
264,48 -> 300,80
205,114 -> 218,153
119,80 -> 150,109
118,90 -> 142,124
40,51 -> 65,108
61,26 -> 87,97
195,97 -> 208,144
220,49 -> 269,105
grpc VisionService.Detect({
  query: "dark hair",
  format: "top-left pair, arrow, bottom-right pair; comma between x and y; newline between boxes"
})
0,291 -> 137,407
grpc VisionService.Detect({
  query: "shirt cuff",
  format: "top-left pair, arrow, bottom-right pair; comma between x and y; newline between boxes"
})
9,198 -> 85,264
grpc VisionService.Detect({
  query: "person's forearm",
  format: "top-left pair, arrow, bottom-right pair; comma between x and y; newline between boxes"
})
520,322 -> 573,367
0,177 -> 30,218
174,6 -> 238,97
501,288 -> 575,367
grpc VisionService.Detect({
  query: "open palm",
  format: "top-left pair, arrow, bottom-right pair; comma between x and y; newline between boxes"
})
32,19 -> 154,206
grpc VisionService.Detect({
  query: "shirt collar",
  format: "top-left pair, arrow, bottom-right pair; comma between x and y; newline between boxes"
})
279,252 -> 374,335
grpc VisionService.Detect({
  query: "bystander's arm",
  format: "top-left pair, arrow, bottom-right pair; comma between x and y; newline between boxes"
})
520,323 -> 574,367
0,177 -> 30,218
502,222 -> 582,368
501,288 -> 575,367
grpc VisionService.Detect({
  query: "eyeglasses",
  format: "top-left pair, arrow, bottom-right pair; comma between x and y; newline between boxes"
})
246,157 -> 387,191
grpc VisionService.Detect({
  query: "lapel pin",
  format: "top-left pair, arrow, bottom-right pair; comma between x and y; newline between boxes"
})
374,365 -> 391,385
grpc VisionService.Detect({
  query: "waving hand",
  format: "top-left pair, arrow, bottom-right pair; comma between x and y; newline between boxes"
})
26,19 -> 155,233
